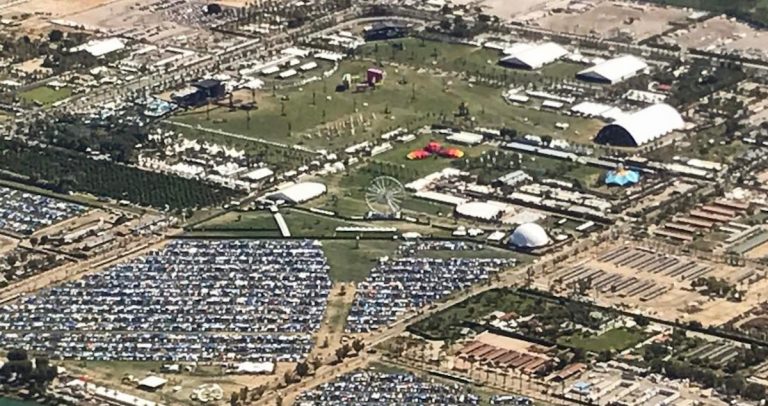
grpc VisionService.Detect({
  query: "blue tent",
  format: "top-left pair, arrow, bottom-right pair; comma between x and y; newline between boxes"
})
605,166 -> 640,187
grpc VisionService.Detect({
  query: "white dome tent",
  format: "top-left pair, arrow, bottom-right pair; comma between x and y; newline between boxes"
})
509,223 -> 550,249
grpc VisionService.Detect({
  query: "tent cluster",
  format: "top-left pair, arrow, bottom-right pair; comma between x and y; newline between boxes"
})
0,186 -> 87,235
0,332 -> 312,362
296,371 -> 481,405
346,242 -> 513,333
0,239 -> 331,361
406,141 -> 465,160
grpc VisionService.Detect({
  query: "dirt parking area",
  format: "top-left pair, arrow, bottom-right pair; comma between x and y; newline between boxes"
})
535,1 -> 688,41
667,16 -> 768,59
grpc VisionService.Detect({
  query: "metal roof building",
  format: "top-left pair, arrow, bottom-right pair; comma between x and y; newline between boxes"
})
594,104 -> 684,147
576,55 -> 648,84
499,42 -> 568,70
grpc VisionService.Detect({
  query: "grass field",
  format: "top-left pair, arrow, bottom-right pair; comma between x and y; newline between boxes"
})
357,38 -> 584,82
321,239 -> 400,282
558,328 -> 648,353
172,57 -> 602,153
19,86 -> 71,106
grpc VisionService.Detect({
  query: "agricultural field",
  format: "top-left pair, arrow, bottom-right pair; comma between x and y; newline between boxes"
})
19,86 -> 72,107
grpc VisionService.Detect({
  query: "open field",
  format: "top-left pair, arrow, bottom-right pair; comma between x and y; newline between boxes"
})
358,38 -> 584,81
322,239 -> 400,282
666,15 -> 768,58
0,0 -> 112,33
535,2 -> 689,41
172,58 -> 602,152
19,86 -> 71,106
454,0 -> 566,20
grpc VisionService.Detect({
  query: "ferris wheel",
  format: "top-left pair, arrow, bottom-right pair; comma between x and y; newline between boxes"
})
365,176 -> 405,215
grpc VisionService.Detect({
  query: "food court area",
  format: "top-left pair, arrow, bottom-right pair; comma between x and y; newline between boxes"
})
0,239 -> 331,361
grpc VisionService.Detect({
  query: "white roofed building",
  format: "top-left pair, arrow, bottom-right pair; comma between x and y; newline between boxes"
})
509,223 -> 550,249
594,104 -> 684,147
499,42 -> 568,70
268,182 -> 326,204
576,55 -> 648,84
72,37 -> 125,57
455,201 -> 502,221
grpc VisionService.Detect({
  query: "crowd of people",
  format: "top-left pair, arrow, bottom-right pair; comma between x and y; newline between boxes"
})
346,255 -> 513,333
0,186 -> 87,235
0,239 -> 331,361
295,370 -> 481,405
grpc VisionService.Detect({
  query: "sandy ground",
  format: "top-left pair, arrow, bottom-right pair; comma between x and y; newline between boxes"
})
746,240 -> 768,259
667,16 -> 768,61
0,0 -> 116,33
535,1 -> 688,41
454,0 -> 565,21
0,234 -> 19,256
542,241 -> 766,327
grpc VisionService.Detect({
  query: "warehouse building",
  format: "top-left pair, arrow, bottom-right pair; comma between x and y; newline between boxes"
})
499,42 -> 568,70
576,55 -> 648,84
594,104 -> 684,147
363,22 -> 410,41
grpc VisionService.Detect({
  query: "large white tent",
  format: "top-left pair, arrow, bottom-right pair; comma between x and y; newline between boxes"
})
509,223 -> 550,249
499,42 -> 568,70
576,55 -> 648,84
455,202 -> 502,221
594,104 -> 684,147
268,182 -> 326,204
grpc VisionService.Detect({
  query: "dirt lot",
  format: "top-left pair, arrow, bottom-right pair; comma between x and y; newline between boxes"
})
667,16 -> 768,59
0,234 -> 18,256
0,0 -> 115,33
453,0 -> 567,20
535,1 -> 689,41
746,240 -> 768,259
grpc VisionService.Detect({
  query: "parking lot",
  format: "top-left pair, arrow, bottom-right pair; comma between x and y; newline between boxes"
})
0,186 -> 88,236
0,239 -> 332,361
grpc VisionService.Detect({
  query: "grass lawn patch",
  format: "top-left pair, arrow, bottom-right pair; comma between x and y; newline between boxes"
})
193,210 -> 278,231
171,57 -> 600,152
20,86 -> 71,106
558,327 -> 648,353
321,239 -> 399,282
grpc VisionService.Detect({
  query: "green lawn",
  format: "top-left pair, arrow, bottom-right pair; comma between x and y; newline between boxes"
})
321,239 -> 400,282
172,58 -> 601,152
19,86 -> 71,106
558,328 -> 648,353
358,38 -> 584,82
193,210 -> 278,230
